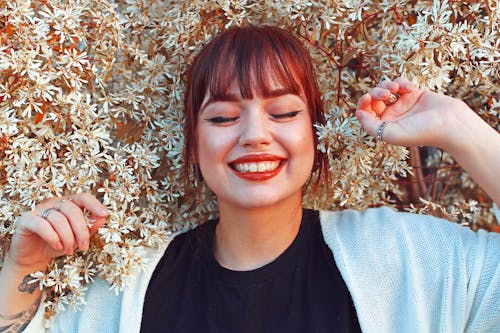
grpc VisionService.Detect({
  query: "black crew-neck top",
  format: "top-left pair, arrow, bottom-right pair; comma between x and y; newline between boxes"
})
141,209 -> 361,333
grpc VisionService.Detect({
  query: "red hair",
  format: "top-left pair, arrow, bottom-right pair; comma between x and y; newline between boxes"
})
183,25 -> 328,188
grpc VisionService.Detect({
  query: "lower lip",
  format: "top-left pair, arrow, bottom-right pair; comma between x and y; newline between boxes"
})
230,161 -> 285,181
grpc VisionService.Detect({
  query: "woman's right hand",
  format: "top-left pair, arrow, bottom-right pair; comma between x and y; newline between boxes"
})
8,193 -> 109,270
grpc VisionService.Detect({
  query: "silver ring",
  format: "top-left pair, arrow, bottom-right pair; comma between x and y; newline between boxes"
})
384,93 -> 398,106
377,121 -> 389,142
41,208 -> 58,219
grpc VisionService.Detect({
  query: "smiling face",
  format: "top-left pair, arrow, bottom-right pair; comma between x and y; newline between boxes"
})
197,84 -> 315,209
183,25 -> 328,205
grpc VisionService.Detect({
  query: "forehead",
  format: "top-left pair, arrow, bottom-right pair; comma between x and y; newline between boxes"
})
203,66 -> 304,101
215,60 -> 300,94
200,76 -> 305,113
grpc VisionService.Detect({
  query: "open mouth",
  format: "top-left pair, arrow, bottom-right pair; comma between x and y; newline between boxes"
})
230,161 -> 282,173
228,157 -> 286,181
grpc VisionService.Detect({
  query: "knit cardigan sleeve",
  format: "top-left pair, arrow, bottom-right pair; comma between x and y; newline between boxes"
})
21,238 -> 173,333
320,207 -> 500,333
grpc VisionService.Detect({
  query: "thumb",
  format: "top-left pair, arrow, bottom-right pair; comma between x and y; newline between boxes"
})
356,93 -> 374,114
356,109 -> 386,139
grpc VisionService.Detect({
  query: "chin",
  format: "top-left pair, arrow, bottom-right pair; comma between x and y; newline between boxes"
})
220,190 -> 302,210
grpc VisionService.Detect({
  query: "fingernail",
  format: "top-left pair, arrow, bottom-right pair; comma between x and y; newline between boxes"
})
80,240 -> 89,251
100,207 -> 110,216
56,241 -> 63,251
66,248 -> 73,255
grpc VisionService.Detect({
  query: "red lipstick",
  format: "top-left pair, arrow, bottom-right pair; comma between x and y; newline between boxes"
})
229,154 -> 286,181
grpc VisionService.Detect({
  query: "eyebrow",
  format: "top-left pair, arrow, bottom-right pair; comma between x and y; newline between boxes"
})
200,87 -> 297,113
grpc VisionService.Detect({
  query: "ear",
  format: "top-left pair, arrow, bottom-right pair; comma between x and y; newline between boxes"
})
193,164 -> 204,182
191,144 -> 199,164
191,145 -> 203,181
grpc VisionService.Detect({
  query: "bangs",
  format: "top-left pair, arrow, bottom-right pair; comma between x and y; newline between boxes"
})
190,26 -> 307,108
207,28 -> 302,99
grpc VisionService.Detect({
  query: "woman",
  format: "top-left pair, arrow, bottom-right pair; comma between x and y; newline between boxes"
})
1,25 -> 499,333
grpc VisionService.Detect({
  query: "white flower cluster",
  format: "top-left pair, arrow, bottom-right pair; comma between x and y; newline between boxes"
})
0,0 -> 498,322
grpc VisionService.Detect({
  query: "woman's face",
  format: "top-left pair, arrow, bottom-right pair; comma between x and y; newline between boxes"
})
196,82 -> 315,210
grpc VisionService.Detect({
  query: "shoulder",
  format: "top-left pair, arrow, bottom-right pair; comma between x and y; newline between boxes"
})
318,207 -> 485,282
153,220 -> 215,272
319,206 -> 480,250
317,208 -> 500,332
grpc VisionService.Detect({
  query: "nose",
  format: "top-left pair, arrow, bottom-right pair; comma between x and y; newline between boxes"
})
238,108 -> 272,148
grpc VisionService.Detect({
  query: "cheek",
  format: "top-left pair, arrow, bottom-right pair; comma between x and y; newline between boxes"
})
297,132 -> 316,178
275,124 -> 315,171
197,130 -> 214,166
299,131 -> 316,166
197,127 -> 231,168
289,124 -> 315,155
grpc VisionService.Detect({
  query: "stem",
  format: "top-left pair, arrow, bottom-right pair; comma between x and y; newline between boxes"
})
408,146 -> 427,203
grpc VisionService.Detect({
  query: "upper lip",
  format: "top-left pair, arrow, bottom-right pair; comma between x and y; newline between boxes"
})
229,154 -> 286,164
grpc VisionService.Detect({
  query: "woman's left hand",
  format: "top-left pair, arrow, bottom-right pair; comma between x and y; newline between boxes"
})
355,77 -> 469,148
356,77 -> 500,207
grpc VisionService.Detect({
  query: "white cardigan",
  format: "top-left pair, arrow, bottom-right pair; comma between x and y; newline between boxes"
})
24,207 -> 500,332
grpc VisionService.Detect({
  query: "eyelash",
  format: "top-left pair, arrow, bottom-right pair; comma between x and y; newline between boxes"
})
205,111 -> 302,124
270,110 -> 302,119
206,116 -> 239,124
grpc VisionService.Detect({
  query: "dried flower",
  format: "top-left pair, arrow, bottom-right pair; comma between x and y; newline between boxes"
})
0,0 -> 498,324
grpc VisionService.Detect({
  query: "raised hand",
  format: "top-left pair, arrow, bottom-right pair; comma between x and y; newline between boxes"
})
355,77 -> 500,207
8,193 -> 109,270
355,77 -> 471,148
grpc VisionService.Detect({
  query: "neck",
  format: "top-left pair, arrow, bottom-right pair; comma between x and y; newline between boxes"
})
214,193 -> 303,271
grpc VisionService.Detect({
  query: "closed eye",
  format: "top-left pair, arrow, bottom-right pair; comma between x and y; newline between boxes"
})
270,110 -> 302,120
205,116 -> 239,124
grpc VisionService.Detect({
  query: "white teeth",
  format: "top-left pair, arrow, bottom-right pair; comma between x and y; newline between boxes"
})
233,161 -> 280,173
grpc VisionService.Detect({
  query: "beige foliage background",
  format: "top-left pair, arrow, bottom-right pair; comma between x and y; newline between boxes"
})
0,0 -> 499,321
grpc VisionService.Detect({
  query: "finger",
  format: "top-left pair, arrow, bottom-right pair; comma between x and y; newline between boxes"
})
56,200 -> 91,251
378,80 -> 399,93
356,93 -> 381,119
357,93 -> 372,112
357,108 -> 398,143
357,109 -> 417,146
366,88 -> 395,115
393,77 -> 414,93
356,109 -> 381,138
370,87 -> 395,101
67,193 -> 109,217
36,210 -> 75,254
21,212 -> 64,252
